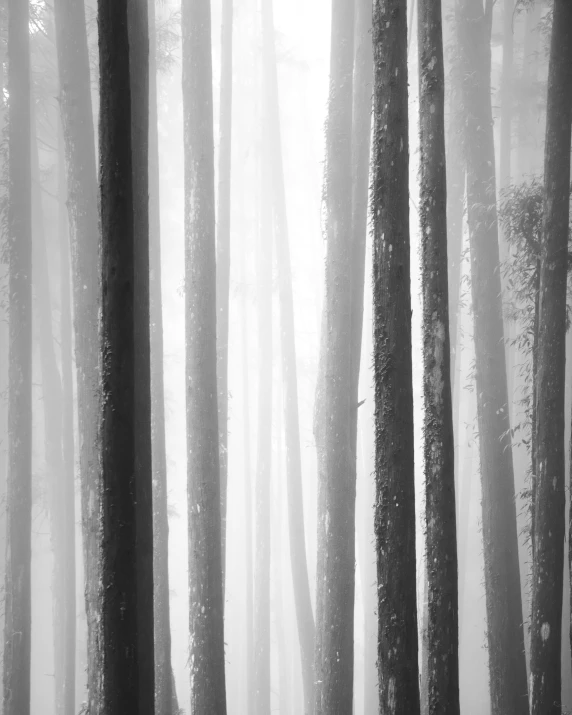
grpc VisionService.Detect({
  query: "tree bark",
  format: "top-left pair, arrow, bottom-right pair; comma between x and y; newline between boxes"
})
372,0 -> 420,711
456,1 -> 528,713
181,0 -> 227,710
3,0 -> 32,713
530,2 -> 572,713
216,0 -> 232,588
418,0 -> 459,710
52,0 -> 101,707
261,1 -> 315,711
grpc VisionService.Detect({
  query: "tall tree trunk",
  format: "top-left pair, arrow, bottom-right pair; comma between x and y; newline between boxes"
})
216,0 -> 232,588
254,77 -> 272,715
58,133 -> 76,715
261,1 -> 315,711
456,1 -> 528,713
372,0 -> 420,711
530,2 -> 572,713
148,1 -> 178,712
516,1 -> 542,179
52,0 -> 100,707
181,0 -> 227,710
3,0 -> 32,713
313,0 -> 355,712
128,2 -> 155,714
418,0 -> 459,710
500,0 -> 513,191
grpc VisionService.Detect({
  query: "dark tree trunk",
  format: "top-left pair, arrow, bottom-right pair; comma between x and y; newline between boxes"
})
52,0 -> 101,707
216,0 -> 232,588
148,1 -> 178,712
456,1 -> 528,713
530,1 -> 572,713
127,2 -> 155,714
418,0 -> 459,709
261,1 -> 315,711
181,0 -> 227,710
313,1 -> 355,713
3,0 -> 32,713
372,0 -> 420,711
254,74 -> 272,715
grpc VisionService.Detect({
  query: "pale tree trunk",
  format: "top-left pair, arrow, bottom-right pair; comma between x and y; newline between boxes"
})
456,0 -> 528,712
3,1 -> 32,714
261,1 -> 314,711
530,1 -> 572,713
372,0 -> 420,711
418,0 -> 459,709
182,0 -> 227,709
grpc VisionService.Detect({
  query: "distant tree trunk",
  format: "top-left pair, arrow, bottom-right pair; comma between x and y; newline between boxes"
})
128,2 -> 155,714
148,0 -> 178,712
181,0 -> 227,710
516,1 -> 542,179
254,77 -> 272,715
216,0 -> 232,588
500,0 -> 513,191
52,0 -> 101,707
3,1 -> 32,714
313,0 -> 355,712
372,0 -> 420,712
456,1 -> 528,713
240,245 -> 254,715
261,1 -> 315,711
58,134 -> 76,715
418,0 -> 459,709
530,1 -> 572,713
98,0 -> 141,710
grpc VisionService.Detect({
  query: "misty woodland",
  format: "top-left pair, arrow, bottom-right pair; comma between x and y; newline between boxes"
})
0,0 -> 571,713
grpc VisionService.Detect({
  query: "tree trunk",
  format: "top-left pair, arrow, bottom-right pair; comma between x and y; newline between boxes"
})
216,0 -> 232,588
128,2 -> 155,714
530,2 -> 572,713
148,1 -> 178,712
52,0 -> 101,707
372,0 -> 420,711
3,0 -> 32,713
313,0 -> 355,713
261,1 -> 315,711
456,1 -> 529,713
254,71 -> 272,715
181,0 -> 227,710
418,0 -> 459,710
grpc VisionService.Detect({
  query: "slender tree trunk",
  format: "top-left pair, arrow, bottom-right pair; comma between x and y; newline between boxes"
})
261,1 -> 315,711
418,0 -> 459,710
52,0 -> 100,707
254,76 -> 272,715
3,1 -> 32,713
313,0 -> 355,712
500,0 -> 513,191
216,0 -> 232,588
456,1 -> 528,713
516,1 -> 542,179
530,2 -> 572,713
372,0 -> 420,712
58,133 -> 76,715
182,0 -> 227,710
148,1 -> 178,712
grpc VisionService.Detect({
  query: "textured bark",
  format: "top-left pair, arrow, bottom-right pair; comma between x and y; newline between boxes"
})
372,0 -> 420,712
52,0 -> 101,707
182,0 -> 227,710
98,0 -> 140,710
261,1 -> 315,711
254,74 -> 272,715
530,1 -> 572,713
3,1 -> 32,713
418,0 -> 459,710
148,1 -> 178,712
456,1 -> 528,713
313,0 -> 355,712
128,2 -> 155,714
216,0 -> 232,587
